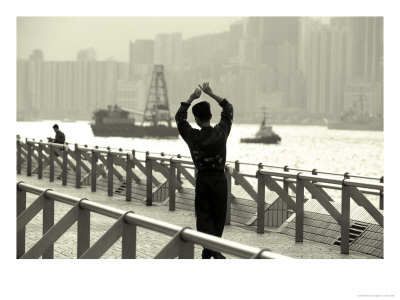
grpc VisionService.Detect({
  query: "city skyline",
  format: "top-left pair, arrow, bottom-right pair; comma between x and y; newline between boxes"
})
17,17 -> 332,62
17,16 -> 383,124
17,17 -> 244,61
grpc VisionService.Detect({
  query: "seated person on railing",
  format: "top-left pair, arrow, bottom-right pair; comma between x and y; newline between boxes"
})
175,82 -> 233,259
47,124 -> 66,156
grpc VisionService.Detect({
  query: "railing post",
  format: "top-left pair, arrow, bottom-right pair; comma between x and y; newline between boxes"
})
38,141 -> 44,179
26,139 -> 32,176
295,173 -> 304,242
42,191 -> 54,259
341,182 -> 351,254
283,165 -> 289,193
146,151 -> 153,206
178,241 -> 195,259
49,144 -> 55,182
75,144 -> 81,188
169,158 -> 176,211
17,184 -> 26,258
91,149 -> 97,192
62,145 -> 68,186
234,160 -> 240,185
126,153 -> 132,202
177,154 -> 182,182
131,150 -> 136,169
225,165 -> 232,225
379,176 -> 384,210
17,139 -> 22,174
311,169 -> 317,199
107,151 -> 114,196
77,202 -> 90,258
257,170 -> 265,233
122,220 -> 137,259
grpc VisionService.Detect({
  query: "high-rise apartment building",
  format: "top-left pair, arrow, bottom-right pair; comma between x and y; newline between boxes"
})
331,17 -> 383,81
155,33 -> 182,67
17,50 -> 131,119
129,39 -> 154,65
238,17 -> 304,113
129,39 -> 154,78
117,80 -> 146,112
298,18 -> 320,75
17,58 -> 40,120
240,17 -> 300,66
331,17 -> 383,116
306,24 -> 349,115
227,21 -> 243,58
260,17 -> 300,45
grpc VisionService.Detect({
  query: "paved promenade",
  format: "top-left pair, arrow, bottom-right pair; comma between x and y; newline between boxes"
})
17,174 -> 376,259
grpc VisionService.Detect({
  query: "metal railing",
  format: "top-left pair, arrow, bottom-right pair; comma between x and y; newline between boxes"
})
16,182 -> 289,259
142,152 -> 384,256
17,138 -> 384,255
256,168 -> 383,254
18,137 -> 383,181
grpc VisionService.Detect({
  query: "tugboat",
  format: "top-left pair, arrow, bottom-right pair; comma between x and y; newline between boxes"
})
325,92 -> 383,131
240,108 -> 281,144
91,65 -> 179,138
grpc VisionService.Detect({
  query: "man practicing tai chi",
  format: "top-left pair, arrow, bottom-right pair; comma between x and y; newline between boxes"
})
175,82 -> 233,259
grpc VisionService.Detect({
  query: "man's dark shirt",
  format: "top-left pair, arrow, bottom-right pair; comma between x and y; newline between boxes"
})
54,131 -> 65,144
175,99 -> 233,172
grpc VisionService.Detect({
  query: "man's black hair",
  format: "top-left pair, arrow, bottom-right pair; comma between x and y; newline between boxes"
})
53,124 -> 59,129
192,101 -> 212,122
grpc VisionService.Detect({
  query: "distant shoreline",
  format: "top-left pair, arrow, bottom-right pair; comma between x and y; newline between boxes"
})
16,119 -> 327,126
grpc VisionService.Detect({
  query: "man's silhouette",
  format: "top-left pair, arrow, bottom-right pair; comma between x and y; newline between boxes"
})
47,124 -> 65,156
175,82 -> 233,259
48,124 -> 65,144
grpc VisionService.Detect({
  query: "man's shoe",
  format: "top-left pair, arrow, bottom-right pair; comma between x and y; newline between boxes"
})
212,252 -> 226,259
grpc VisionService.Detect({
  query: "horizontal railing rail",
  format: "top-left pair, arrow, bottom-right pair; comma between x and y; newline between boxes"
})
17,181 -> 288,259
272,177 -> 381,196
17,138 -> 385,202
259,169 -> 383,191
19,137 -> 382,181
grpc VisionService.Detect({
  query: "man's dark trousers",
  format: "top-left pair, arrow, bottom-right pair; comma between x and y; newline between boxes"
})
195,170 -> 227,256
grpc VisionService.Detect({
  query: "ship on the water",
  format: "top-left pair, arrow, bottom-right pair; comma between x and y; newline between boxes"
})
325,93 -> 383,131
91,65 -> 178,138
240,108 -> 281,144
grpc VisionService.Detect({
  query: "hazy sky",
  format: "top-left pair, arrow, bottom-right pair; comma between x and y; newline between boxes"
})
17,17 -> 243,61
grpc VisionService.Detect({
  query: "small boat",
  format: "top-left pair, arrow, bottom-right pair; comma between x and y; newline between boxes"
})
90,105 -> 178,138
325,91 -> 383,131
90,65 -> 178,138
240,109 -> 281,144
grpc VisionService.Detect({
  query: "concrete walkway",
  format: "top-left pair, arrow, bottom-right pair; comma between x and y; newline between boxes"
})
17,174 -> 376,259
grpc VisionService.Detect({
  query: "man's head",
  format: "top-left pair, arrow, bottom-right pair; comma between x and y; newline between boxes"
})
192,101 -> 212,127
53,124 -> 59,132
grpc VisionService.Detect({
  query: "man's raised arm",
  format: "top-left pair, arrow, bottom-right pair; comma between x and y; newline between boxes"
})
198,82 -> 233,135
175,88 -> 202,141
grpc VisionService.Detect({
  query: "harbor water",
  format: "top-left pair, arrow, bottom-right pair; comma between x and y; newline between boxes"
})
16,121 -> 383,179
